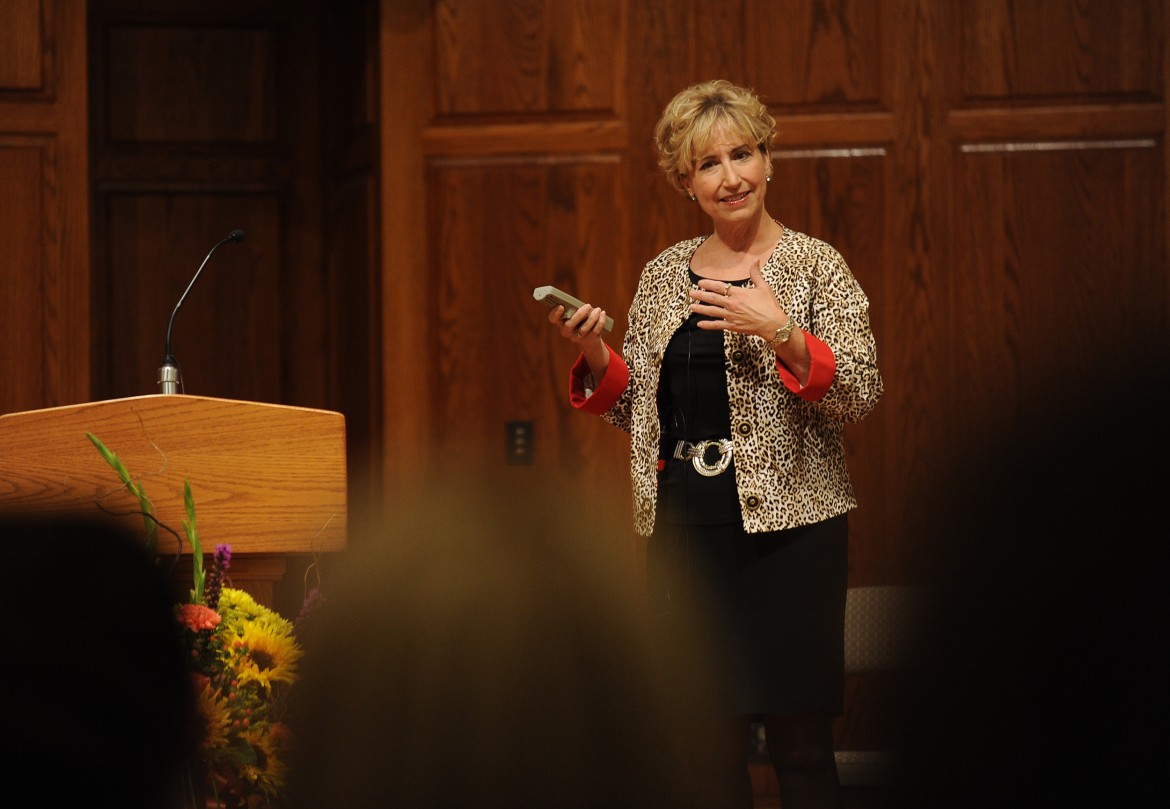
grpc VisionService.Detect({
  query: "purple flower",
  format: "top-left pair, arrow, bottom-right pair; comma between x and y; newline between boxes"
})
295,587 -> 326,631
206,543 -> 232,610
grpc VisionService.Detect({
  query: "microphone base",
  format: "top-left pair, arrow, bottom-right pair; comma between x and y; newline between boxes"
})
158,364 -> 179,395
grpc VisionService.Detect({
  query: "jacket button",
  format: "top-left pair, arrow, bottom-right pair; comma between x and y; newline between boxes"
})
745,495 -> 761,510
736,422 -> 752,436
731,349 -> 745,363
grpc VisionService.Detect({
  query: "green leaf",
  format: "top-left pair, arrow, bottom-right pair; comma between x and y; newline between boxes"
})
183,479 -> 205,604
86,432 -> 159,556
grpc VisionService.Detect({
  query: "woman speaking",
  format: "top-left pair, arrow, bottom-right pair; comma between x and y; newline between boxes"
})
548,79 -> 883,809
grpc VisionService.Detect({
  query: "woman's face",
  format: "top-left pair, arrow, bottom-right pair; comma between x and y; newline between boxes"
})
681,124 -> 771,227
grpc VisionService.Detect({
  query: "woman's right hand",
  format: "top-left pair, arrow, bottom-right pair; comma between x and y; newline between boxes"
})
548,303 -> 610,379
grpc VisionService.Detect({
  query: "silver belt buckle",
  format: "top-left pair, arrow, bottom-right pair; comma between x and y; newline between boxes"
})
673,439 -> 733,477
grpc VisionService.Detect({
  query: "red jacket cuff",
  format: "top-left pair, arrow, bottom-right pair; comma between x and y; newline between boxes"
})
777,330 -> 836,401
570,344 -> 628,414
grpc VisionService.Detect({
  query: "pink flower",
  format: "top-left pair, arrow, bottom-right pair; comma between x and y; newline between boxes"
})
177,603 -> 222,631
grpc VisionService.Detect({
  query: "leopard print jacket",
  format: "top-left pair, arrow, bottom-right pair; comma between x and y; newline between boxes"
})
574,226 -> 883,536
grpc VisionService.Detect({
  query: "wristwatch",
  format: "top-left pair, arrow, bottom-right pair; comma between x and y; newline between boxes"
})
769,319 -> 796,351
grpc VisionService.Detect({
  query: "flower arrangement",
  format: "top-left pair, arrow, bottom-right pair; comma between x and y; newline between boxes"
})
180,548 -> 302,807
88,433 -> 316,809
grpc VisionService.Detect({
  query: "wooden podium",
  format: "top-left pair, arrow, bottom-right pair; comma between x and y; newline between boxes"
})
0,395 -> 347,608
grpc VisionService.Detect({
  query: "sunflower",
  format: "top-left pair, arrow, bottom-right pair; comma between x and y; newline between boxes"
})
232,621 -> 302,692
192,675 -> 232,751
238,726 -> 289,797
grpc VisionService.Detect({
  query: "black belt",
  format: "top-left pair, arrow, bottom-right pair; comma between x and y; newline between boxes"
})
667,438 -> 733,477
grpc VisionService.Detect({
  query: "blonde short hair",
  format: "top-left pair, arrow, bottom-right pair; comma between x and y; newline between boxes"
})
653,79 -> 777,194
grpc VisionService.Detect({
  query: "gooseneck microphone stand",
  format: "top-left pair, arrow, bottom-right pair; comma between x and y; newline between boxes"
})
158,229 -> 245,394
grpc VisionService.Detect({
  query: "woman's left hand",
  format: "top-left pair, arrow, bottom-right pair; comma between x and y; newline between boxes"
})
689,262 -> 787,339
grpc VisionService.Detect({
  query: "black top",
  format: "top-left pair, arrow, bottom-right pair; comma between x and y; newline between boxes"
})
656,272 -> 750,525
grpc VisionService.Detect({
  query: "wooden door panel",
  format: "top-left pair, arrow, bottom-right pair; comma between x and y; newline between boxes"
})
746,0 -> 887,109
104,24 -> 278,144
434,0 -> 625,116
952,140 -> 1164,446
0,139 -> 50,414
957,0 -> 1162,102
0,0 -> 45,91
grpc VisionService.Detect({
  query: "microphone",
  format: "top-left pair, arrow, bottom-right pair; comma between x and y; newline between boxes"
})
158,229 -> 246,394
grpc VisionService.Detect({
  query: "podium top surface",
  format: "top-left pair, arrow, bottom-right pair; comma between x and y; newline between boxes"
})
1,395 -> 347,554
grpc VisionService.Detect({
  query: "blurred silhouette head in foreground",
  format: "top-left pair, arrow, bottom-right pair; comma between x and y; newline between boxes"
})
285,475 -> 723,809
888,345 -> 1169,808
0,513 -> 200,809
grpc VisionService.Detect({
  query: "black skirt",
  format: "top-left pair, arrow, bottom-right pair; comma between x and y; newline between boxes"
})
652,284 -> 848,717
647,494 -> 848,717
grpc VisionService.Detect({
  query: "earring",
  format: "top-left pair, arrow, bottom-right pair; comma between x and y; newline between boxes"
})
689,193 -> 696,201
766,175 -> 772,183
